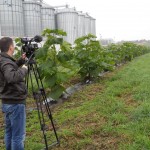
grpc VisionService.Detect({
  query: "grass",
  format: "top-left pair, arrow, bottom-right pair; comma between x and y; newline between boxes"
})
52,53 -> 150,150
1,53 -> 150,149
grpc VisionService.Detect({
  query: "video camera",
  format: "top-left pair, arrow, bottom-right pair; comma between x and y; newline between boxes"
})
21,35 -> 42,58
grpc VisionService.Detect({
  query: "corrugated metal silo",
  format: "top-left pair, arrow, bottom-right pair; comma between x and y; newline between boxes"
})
91,17 -> 96,35
84,13 -> 91,35
23,1 -> 42,37
55,8 -> 78,44
0,0 -> 24,37
41,4 -> 55,31
77,12 -> 85,38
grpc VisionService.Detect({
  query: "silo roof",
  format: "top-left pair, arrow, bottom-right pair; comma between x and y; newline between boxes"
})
23,1 -> 42,6
91,17 -> 96,20
56,8 -> 78,14
78,12 -> 85,16
42,3 -> 55,9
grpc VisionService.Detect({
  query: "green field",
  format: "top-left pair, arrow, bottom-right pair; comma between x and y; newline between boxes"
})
1,53 -> 150,149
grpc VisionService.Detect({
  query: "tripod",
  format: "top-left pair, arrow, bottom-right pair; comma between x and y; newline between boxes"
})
25,54 -> 59,150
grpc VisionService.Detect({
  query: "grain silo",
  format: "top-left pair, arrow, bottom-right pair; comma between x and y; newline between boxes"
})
55,7 -> 78,44
77,12 -> 85,38
0,0 -> 24,37
41,4 -> 55,31
23,0 -> 42,37
84,13 -> 91,35
91,17 -> 96,35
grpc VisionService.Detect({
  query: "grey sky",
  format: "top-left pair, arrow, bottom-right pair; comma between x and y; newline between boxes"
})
43,0 -> 150,41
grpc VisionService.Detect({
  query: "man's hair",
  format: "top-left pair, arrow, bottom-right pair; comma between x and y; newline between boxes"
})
0,37 -> 13,52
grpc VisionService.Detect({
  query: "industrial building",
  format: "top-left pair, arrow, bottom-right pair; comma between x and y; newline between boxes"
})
0,0 -> 96,44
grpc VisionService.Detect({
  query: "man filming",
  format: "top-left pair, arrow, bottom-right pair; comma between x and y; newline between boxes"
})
0,37 -> 28,150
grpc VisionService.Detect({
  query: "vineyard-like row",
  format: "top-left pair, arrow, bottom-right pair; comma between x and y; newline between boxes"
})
15,29 -> 150,99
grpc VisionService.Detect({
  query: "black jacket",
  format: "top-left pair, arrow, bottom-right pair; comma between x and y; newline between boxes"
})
0,52 -> 28,104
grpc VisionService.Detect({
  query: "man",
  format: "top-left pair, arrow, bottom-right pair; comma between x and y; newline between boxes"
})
0,37 -> 28,150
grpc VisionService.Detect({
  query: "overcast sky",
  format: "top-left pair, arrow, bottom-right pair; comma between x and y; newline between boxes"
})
43,0 -> 150,41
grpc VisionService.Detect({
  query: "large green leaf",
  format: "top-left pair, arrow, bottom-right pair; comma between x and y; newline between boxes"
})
49,85 -> 65,99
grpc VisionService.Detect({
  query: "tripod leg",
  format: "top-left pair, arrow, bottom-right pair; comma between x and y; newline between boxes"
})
25,65 -> 30,89
33,63 -> 59,144
40,89 -> 59,143
28,64 -> 49,150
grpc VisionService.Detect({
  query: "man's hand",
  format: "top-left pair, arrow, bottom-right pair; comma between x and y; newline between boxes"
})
22,64 -> 28,70
22,53 -> 26,60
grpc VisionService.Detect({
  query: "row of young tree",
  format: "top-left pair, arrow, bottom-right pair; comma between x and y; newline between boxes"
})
16,29 -> 150,99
